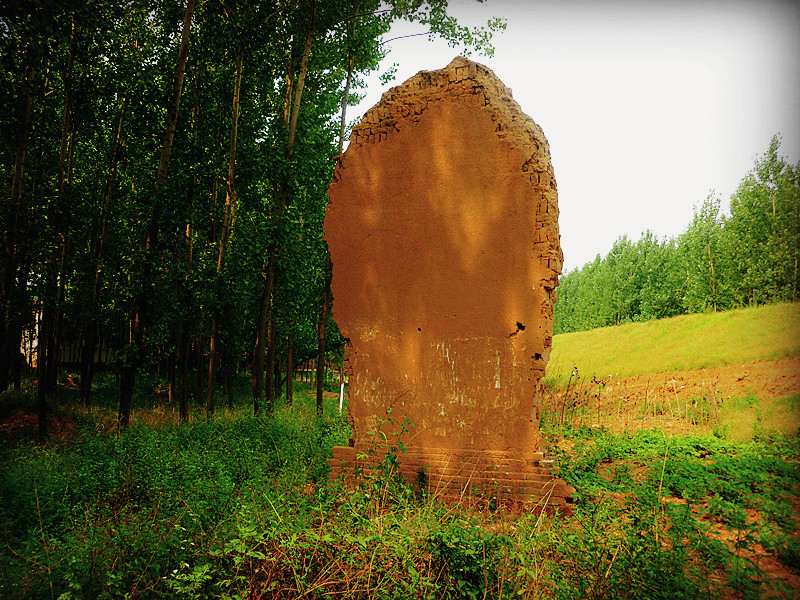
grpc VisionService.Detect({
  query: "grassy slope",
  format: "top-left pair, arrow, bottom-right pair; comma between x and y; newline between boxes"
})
546,301 -> 800,387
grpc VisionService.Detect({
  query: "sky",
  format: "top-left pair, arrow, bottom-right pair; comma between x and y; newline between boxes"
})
348,0 -> 800,272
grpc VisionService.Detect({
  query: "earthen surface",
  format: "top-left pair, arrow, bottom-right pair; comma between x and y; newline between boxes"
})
324,57 -> 566,503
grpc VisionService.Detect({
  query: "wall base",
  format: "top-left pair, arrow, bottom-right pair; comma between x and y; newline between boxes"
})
328,444 -> 574,508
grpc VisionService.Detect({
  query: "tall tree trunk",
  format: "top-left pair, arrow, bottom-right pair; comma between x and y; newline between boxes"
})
207,317 -> 220,415
1,66 -> 35,393
338,1 -> 356,155
37,306 -> 52,440
265,318 -> 276,413
38,20 -> 77,435
207,47 -> 242,417
287,1 -> 316,149
195,335 -> 205,405
119,0 -> 194,429
177,74 -> 200,422
79,325 -> 97,408
154,0 -> 195,193
177,221 -> 193,422
286,335 -> 294,406
338,53 -> 354,155
262,4 -> 317,413
178,335 -> 190,421
224,347 -> 234,408
252,267 -> 272,415
274,354 -> 281,399
316,254 -> 332,415
80,95 -> 125,409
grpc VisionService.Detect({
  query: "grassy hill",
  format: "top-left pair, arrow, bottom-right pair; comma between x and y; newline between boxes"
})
546,301 -> 800,388
543,301 -> 800,441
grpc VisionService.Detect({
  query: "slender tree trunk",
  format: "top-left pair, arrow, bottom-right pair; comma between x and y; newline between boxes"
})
282,50 -> 295,131
338,53 -> 354,155
37,308 -> 52,439
37,21 -> 77,435
274,355 -> 281,399
224,347 -> 234,409
316,254 -> 332,415
288,1 -> 316,149
338,2 -> 356,155
178,338 -> 189,421
1,66 -> 35,393
286,335 -> 294,406
177,220 -> 193,422
10,324 -> 23,390
120,0 -> 194,429
118,316 -> 138,428
261,5 -> 317,413
80,96 -> 125,409
195,336 -> 205,405
252,276 -> 269,415
207,47 -> 242,418
207,317 -> 220,415
254,50 -> 292,416
167,354 -> 176,407
265,318 -> 276,413
155,0 -> 194,193
178,77 -> 200,422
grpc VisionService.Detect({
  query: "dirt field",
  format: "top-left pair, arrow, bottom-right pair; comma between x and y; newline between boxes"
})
544,357 -> 800,439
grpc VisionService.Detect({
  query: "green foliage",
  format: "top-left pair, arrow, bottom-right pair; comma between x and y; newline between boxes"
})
546,427 -> 799,599
0,398 -> 350,598
555,136 -> 800,334
2,400 -> 797,599
0,0 -> 505,422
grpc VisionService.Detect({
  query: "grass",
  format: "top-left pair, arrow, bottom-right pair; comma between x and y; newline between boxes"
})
546,301 -> 800,387
1,379 -> 798,599
542,301 -> 800,443
716,392 -> 800,442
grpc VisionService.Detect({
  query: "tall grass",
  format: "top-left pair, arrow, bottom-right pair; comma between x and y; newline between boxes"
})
1,403 -> 797,598
1,373 -> 798,598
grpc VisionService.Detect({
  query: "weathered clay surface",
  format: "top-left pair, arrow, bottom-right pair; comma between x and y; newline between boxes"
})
325,57 -> 567,504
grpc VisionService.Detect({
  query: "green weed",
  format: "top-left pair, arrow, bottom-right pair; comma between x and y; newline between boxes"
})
0,381 -> 798,599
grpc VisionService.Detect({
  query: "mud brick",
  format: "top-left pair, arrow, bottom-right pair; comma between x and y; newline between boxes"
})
325,57 -> 567,506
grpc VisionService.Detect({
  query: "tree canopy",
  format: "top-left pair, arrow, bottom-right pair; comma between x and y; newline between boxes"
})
0,0 -> 505,431
554,136 -> 800,334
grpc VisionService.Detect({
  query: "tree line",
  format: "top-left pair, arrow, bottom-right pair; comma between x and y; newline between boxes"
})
554,136 -> 800,334
0,0 -> 503,434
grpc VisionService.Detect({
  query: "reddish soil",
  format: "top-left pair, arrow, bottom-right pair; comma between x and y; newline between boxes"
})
545,357 -> 800,435
604,356 -> 800,405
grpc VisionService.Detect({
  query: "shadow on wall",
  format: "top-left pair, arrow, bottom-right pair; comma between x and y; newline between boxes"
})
325,64 -> 558,455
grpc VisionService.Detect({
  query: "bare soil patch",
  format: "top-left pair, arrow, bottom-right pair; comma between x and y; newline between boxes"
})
545,357 -> 800,437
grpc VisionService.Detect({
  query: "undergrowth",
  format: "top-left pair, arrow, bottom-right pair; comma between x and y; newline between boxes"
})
0,377 -> 798,599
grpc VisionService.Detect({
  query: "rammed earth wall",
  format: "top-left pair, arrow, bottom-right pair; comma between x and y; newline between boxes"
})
324,57 -> 571,506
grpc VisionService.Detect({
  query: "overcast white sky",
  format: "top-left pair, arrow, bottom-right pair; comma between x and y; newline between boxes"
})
348,0 -> 800,272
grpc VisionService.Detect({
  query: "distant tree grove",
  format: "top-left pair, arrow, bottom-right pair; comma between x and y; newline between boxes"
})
0,0 -> 504,432
554,136 -> 800,334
